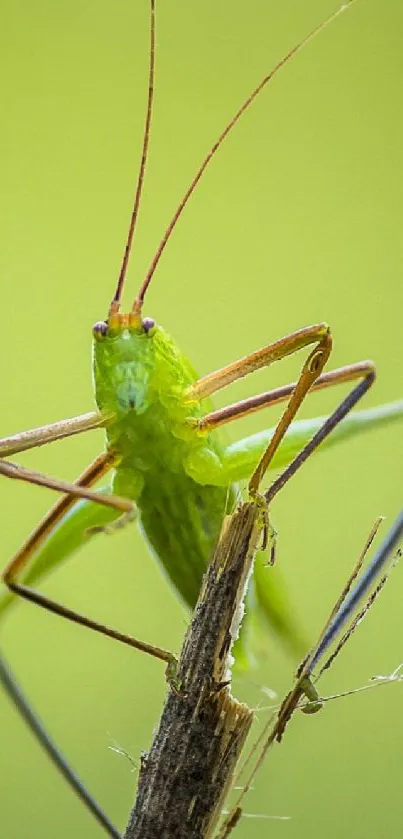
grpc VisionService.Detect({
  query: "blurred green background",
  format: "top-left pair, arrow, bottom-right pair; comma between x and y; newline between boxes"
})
1,0 -> 402,837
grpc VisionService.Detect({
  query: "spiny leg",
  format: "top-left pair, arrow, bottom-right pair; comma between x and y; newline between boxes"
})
190,336 -> 376,601
247,335 -> 332,494
3,453 -> 120,578
1,452 -> 126,584
0,457 -> 133,519
195,360 -> 376,700
1,453 -> 175,670
264,363 -> 375,503
199,360 -> 376,496
255,365 -> 374,562
261,368 -> 376,716
189,323 -> 331,402
0,410 -> 109,458
187,323 -> 333,496
198,362 -> 373,432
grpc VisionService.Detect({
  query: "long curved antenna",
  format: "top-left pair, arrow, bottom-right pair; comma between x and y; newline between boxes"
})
0,653 -> 121,839
133,0 -> 357,310
110,0 -> 156,315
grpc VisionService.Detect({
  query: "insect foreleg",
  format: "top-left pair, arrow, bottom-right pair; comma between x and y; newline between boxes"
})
185,324 -> 332,487
248,331 -> 332,493
0,410 -> 108,457
265,363 -> 375,503
191,358 -> 379,669
197,360 -> 376,497
1,454 -> 175,670
188,323 -> 331,401
198,361 -> 375,432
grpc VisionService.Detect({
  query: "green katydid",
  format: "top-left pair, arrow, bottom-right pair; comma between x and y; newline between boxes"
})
1,0 -> 402,656
1,0 -> 403,836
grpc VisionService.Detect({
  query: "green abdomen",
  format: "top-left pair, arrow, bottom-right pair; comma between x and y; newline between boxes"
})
138,470 -> 233,608
107,396 -> 234,608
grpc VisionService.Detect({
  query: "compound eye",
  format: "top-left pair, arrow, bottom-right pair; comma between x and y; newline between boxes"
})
93,321 -> 108,338
142,317 -> 155,334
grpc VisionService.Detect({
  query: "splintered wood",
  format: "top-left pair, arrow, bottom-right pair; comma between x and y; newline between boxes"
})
125,502 -> 262,839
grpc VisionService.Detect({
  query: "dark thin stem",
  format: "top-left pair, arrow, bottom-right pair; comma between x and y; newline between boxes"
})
0,652 -> 121,839
308,509 -> 403,674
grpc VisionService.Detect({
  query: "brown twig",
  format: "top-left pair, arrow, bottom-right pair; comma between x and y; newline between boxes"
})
124,502 -> 262,839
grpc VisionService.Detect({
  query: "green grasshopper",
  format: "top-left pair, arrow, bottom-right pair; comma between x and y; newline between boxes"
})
1,0 -> 402,655
1,0 -> 402,836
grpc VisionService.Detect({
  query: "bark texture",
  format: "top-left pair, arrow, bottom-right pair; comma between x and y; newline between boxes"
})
125,502 -> 262,839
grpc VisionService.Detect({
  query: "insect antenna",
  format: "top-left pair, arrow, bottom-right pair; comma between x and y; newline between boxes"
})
110,0 -> 156,317
133,0 -> 358,313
